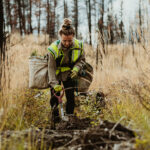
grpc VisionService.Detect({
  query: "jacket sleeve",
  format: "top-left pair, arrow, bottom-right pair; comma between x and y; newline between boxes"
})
48,52 -> 59,87
72,44 -> 86,72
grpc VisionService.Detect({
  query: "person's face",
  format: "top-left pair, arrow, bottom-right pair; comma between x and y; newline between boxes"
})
61,34 -> 74,48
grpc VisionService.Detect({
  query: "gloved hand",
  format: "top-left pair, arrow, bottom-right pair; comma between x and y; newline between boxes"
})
54,84 -> 62,92
70,67 -> 79,79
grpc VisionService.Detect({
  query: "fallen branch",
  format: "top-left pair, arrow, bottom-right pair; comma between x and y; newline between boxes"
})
109,116 -> 126,138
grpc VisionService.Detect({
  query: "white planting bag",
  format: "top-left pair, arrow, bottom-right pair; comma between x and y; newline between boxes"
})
29,56 -> 49,89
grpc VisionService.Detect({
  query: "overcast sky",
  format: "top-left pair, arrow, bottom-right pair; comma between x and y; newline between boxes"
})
35,0 -> 150,43
113,0 -> 138,31
80,0 -> 150,42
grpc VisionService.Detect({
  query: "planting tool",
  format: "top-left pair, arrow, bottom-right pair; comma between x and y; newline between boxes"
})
51,88 -> 69,129
53,88 -> 69,121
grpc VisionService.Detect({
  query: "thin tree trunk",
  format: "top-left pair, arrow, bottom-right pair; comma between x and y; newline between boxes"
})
29,0 -> 33,33
0,0 -> 4,90
22,0 -> 26,34
98,0 -> 105,54
93,0 -> 97,26
138,0 -> 142,42
64,0 -> 68,18
74,0 -> 78,38
88,0 -> 92,45
13,2 -> 18,32
16,0 -> 23,35
46,0 -> 50,35
0,0 -> 4,58
53,0 -> 57,37
38,1 -> 41,35
119,0 -> 124,40
49,0 -> 53,43
96,0 -> 105,69
6,0 -> 12,31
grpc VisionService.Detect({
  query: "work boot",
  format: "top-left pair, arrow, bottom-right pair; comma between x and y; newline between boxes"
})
52,108 -> 61,123
54,115 -> 61,123
65,113 -> 76,122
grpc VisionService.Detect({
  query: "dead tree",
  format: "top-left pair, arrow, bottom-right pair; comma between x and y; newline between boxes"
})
64,0 -> 68,18
28,0 -> 33,34
11,1 -> 18,32
46,0 -> 51,36
0,0 -> 5,90
14,0 -> 27,35
37,0 -> 41,35
98,0 -> 105,53
53,0 -> 57,36
98,0 -> 104,34
5,0 -> 13,31
107,1 -> 114,44
93,0 -> 97,26
22,0 -> 27,34
86,0 -> 92,45
15,0 -> 23,35
138,0 -> 142,42
0,0 -> 4,58
97,0 -> 105,69
73,0 -> 78,38
119,0 -> 125,41
46,0 -> 57,43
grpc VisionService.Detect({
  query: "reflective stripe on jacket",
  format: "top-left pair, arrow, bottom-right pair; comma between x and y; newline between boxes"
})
48,39 -> 83,74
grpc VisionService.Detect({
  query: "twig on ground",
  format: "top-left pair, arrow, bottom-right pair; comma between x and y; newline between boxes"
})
109,116 -> 126,138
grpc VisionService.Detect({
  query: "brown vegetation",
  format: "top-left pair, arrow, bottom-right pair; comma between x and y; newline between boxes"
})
0,33 -> 150,149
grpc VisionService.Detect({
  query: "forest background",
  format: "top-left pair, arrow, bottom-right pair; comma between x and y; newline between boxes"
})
0,0 -> 150,149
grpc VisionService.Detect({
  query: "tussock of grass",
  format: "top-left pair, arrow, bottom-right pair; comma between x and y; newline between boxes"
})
0,89 -> 50,131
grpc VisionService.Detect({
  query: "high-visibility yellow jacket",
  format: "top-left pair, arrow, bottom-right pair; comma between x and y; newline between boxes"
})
48,39 -> 84,75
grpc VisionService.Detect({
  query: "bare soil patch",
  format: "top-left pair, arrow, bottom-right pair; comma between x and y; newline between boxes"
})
1,116 -> 135,150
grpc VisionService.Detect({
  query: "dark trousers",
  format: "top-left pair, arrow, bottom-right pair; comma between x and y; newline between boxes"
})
50,79 -> 75,116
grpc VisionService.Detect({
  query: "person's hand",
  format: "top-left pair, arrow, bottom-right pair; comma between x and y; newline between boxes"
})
70,70 -> 78,79
54,85 -> 62,92
70,67 -> 79,79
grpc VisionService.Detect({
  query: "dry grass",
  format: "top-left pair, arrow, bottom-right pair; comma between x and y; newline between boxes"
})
1,33 -> 150,149
85,40 -> 150,149
89,43 -> 150,92
4,33 -> 150,92
0,33 -> 51,130
2,33 -> 50,91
